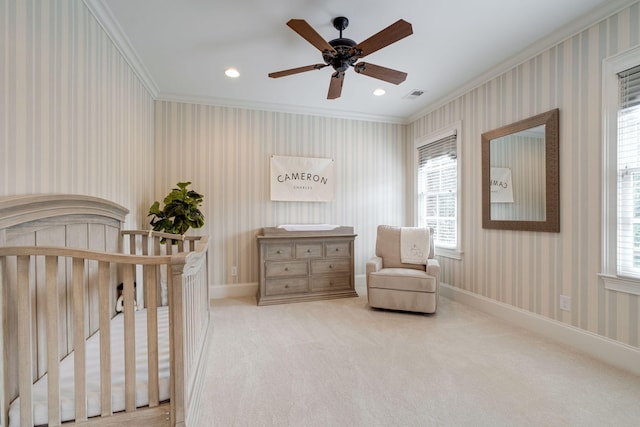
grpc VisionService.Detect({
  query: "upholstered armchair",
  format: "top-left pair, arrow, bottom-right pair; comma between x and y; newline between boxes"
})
365,225 -> 440,313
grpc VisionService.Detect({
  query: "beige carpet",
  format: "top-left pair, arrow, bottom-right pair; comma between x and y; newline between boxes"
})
198,289 -> 640,426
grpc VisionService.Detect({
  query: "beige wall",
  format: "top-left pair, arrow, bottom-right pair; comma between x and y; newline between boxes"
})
154,101 -> 407,288
3,0 -> 639,350
0,0 -> 155,227
408,3 -> 640,348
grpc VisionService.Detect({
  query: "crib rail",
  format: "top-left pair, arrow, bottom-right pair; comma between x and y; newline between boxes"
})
0,235 -> 209,427
168,236 -> 210,426
119,230 -> 211,425
121,230 -> 204,255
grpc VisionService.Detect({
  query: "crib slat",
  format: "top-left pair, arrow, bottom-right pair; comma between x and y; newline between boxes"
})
169,263 -> 186,425
128,234 -> 136,255
98,261 -> 112,417
145,264 -> 160,407
123,265 -> 136,412
45,256 -> 61,426
72,257 -> 87,422
142,234 -> 149,256
17,255 -> 33,427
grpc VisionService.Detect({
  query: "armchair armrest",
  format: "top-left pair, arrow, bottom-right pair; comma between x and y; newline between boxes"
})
426,258 -> 440,278
366,256 -> 383,286
366,256 -> 383,274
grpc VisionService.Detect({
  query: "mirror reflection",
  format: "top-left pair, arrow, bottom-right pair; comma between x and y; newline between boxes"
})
490,124 -> 546,221
481,109 -> 560,232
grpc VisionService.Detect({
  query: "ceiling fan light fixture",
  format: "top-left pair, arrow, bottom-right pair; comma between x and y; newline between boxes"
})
373,88 -> 386,96
224,68 -> 240,78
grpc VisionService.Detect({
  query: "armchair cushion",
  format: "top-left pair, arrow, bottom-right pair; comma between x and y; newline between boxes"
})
368,268 -> 437,293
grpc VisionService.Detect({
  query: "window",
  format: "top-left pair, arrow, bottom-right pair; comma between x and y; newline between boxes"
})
602,47 -> 640,295
617,65 -> 640,278
415,122 -> 461,257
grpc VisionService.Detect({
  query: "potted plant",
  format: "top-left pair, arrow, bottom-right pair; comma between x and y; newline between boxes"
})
148,181 -> 204,239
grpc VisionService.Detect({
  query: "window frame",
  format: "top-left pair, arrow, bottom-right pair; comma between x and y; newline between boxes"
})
601,45 -> 640,296
414,121 -> 462,260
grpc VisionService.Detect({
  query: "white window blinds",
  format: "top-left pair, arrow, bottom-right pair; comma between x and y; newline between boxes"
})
617,65 -> 640,278
417,133 -> 457,248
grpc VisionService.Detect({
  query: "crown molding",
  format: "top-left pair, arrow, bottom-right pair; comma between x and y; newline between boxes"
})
156,92 -> 408,125
407,0 -> 639,123
81,0 -> 404,124
82,0 -> 159,98
83,0 -> 636,125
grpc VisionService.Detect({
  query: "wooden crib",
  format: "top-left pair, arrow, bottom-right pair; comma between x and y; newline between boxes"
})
0,194 -> 211,427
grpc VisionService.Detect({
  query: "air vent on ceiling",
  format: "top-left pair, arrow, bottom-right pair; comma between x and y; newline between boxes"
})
404,89 -> 425,100
404,89 -> 424,99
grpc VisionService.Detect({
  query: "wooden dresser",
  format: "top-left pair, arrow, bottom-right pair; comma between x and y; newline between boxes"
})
257,226 -> 358,305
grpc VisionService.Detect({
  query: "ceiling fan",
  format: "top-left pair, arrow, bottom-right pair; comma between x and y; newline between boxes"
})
268,16 -> 413,100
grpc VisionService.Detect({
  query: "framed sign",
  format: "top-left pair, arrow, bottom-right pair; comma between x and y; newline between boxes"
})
270,155 -> 335,202
490,167 -> 514,203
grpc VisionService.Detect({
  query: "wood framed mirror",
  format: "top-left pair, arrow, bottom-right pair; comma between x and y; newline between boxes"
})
481,108 -> 560,232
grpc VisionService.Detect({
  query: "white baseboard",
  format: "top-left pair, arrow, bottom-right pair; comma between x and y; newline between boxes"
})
210,274 -> 368,300
210,282 -> 257,299
440,283 -> 640,376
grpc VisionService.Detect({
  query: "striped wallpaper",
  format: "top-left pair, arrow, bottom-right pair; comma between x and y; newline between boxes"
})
154,101 -> 406,291
2,0 -> 640,350
0,0 -> 155,227
408,2 -> 640,347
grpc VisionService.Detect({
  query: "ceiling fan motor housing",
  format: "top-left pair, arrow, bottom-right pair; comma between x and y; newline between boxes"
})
322,16 -> 360,73
323,37 -> 358,72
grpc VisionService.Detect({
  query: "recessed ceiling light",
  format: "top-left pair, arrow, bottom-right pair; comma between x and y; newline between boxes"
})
225,68 -> 240,78
373,88 -> 386,96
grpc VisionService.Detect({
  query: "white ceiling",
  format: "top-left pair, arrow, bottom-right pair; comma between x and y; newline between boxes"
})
91,0 -> 629,123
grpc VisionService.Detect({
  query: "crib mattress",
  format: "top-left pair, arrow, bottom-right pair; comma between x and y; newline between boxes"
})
9,307 -> 170,427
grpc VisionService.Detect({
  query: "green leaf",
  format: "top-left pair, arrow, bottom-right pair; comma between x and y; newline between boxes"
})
148,201 -> 162,216
148,182 -> 205,241
177,181 -> 191,191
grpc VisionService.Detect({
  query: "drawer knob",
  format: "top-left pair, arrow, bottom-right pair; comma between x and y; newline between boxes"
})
307,249 -> 311,253
329,265 -> 333,269
284,267 -> 289,271
285,284 -> 289,288
335,248 -> 339,251
277,250 -> 282,254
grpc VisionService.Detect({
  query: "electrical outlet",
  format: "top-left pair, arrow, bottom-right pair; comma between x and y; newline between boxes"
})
231,266 -> 237,277
559,295 -> 571,311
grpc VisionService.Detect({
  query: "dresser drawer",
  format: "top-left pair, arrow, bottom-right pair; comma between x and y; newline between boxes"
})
311,275 -> 351,291
325,241 -> 351,257
265,244 -> 293,260
265,277 -> 309,296
265,260 -> 308,277
310,258 -> 350,274
295,243 -> 322,258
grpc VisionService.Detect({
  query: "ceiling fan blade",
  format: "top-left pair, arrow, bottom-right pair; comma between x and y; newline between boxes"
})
268,64 -> 328,78
287,19 -> 337,55
352,19 -> 413,59
327,72 -> 345,99
354,62 -> 407,85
